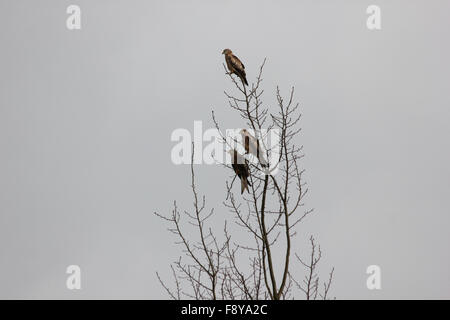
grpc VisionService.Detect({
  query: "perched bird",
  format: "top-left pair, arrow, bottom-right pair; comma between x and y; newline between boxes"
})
240,129 -> 268,168
222,48 -> 248,86
228,149 -> 252,194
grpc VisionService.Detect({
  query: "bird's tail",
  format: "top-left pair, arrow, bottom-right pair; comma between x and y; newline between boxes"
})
235,69 -> 248,86
241,178 -> 250,194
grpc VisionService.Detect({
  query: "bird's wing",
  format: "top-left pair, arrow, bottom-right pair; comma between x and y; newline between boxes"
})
225,54 -> 235,72
242,132 -> 269,167
231,54 -> 245,71
248,134 -> 259,155
242,132 -> 260,155
230,150 -> 247,166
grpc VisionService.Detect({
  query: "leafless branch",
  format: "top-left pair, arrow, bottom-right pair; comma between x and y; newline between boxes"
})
155,58 -> 334,300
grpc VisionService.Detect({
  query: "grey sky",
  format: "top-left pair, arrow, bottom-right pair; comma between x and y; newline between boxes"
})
0,0 -> 449,299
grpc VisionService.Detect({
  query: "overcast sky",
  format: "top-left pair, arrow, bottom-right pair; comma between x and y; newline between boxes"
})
0,0 -> 449,299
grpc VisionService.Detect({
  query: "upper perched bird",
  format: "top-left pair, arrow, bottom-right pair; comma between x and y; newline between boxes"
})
240,129 -> 268,168
228,149 -> 252,194
222,49 -> 248,86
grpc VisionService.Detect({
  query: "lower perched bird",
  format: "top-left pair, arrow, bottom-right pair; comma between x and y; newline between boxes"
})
240,129 -> 268,168
222,48 -> 248,86
228,149 -> 252,194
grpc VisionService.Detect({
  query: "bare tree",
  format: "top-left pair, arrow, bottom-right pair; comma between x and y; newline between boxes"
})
154,59 -> 334,300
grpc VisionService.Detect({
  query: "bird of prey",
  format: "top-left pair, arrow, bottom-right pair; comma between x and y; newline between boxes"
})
240,129 -> 268,168
222,48 -> 248,86
228,149 -> 252,194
